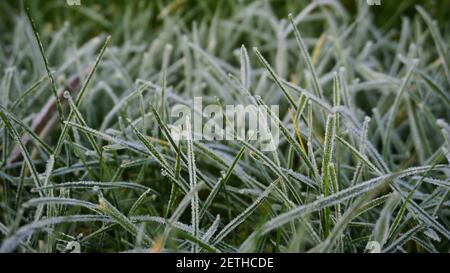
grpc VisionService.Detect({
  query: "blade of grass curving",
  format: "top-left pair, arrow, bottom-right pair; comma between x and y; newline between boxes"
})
0,215 -> 111,252
212,178 -> 280,245
9,74 -> 47,111
100,83 -> 149,131
54,35 -> 111,157
337,135 -> 383,175
24,5 -> 64,123
65,121 -> 147,155
128,188 -> 155,216
201,146 -> 246,218
0,109 -> 42,191
32,181 -> 151,193
202,215 -> 221,243
126,118 -> 188,193
24,197 -> 98,211
98,196 -> 153,246
383,60 -> 418,159
416,70 -> 450,106
0,105 -> 53,157
176,229 -> 220,253
288,13 -> 323,98
416,6 -> 450,87
253,47 -> 297,109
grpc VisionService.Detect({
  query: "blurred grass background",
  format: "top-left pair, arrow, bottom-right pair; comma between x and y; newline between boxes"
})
1,0 -> 449,45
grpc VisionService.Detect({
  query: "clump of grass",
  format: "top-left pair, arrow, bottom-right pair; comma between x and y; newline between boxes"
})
0,1 -> 449,253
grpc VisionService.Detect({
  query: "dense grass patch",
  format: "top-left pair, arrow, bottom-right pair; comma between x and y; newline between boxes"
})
0,0 -> 449,253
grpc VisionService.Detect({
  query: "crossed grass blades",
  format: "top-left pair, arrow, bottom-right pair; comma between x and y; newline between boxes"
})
0,0 -> 449,253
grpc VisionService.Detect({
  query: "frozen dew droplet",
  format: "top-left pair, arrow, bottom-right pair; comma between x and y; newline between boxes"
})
63,90 -> 71,99
161,168 -> 168,176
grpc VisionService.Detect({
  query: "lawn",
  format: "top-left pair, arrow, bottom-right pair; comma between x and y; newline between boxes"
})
0,0 -> 449,253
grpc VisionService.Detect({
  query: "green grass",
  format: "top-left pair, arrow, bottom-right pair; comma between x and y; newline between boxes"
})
0,0 -> 449,253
